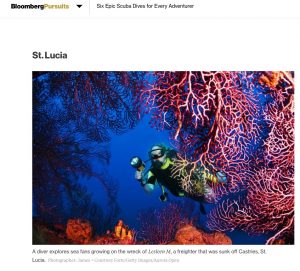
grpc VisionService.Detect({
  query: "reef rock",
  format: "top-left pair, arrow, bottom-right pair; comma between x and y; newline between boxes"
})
202,231 -> 232,245
66,219 -> 92,244
258,72 -> 281,89
169,225 -> 232,245
33,219 -> 68,244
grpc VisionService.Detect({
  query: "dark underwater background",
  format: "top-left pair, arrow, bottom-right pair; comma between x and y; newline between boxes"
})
32,71 -> 294,245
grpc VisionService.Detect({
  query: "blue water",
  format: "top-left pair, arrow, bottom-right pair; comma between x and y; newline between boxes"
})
85,115 -> 170,226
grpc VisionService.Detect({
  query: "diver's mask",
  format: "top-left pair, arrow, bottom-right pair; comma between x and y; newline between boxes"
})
149,148 -> 166,168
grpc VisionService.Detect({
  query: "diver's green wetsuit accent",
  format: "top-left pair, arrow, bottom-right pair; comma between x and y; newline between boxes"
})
203,171 -> 218,183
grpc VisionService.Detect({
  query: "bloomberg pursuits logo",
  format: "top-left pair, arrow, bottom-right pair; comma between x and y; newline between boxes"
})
11,3 -> 69,10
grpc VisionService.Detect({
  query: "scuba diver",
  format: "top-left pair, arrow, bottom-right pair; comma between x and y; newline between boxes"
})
131,144 -> 227,213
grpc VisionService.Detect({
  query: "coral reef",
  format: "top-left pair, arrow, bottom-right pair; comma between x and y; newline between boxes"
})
169,225 -> 232,245
33,216 -> 231,245
33,218 -> 68,244
138,201 -> 197,244
258,71 -> 280,89
88,219 -> 135,244
33,217 -> 136,245
141,71 -> 294,244
66,219 -> 92,244
114,220 -> 134,241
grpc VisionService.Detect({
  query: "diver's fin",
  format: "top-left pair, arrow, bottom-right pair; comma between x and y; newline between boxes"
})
199,202 -> 207,215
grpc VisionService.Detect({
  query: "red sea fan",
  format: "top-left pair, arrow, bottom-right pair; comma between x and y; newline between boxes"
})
141,71 -> 294,244
141,71 -> 260,196
207,72 -> 294,244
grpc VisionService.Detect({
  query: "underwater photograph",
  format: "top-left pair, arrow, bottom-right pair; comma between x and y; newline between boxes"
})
32,71 -> 294,245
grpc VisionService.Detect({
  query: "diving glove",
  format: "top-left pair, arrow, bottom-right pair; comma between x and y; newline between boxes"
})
135,170 -> 143,180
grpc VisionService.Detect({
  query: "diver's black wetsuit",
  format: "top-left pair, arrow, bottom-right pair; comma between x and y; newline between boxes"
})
144,149 -> 216,204
145,150 -> 187,197
148,163 -> 185,197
